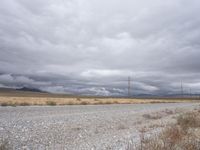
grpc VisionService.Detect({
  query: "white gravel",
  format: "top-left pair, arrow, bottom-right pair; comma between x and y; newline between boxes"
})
0,103 -> 198,150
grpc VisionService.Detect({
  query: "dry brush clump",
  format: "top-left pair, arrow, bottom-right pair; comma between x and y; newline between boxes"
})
177,112 -> 200,130
0,102 -> 14,107
117,124 -> 127,130
94,98 -> 98,101
142,109 -> 174,120
80,101 -> 88,105
18,102 -> 30,106
46,101 -> 57,106
142,113 -> 163,120
0,139 -> 11,150
0,102 -> 30,107
76,98 -> 81,101
129,111 -> 200,150
1,102 -> 9,107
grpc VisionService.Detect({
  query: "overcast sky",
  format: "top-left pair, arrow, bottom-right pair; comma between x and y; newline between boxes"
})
0,0 -> 200,96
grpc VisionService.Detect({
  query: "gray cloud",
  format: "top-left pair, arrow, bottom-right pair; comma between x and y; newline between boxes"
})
0,0 -> 200,96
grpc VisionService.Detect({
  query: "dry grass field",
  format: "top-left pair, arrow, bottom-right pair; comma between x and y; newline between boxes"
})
0,88 -> 199,106
0,95 -> 199,106
0,96 -> 193,106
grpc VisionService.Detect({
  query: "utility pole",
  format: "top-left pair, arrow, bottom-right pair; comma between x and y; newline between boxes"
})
181,81 -> 183,98
128,76 -> 131,97
190,88 -> 192,98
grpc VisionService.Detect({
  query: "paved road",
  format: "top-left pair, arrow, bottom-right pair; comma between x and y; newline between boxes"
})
0,103 -> 198,150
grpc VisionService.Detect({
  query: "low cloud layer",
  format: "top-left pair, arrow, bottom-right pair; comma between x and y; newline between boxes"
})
0,0 -> 200,96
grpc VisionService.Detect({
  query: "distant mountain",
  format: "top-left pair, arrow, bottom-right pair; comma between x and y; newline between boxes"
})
16,87 -> 45,93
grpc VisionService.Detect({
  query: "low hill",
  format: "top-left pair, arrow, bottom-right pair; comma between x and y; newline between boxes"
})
0,87 -> 63,98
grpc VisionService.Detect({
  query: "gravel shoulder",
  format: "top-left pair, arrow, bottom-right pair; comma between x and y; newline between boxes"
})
0,103 -> 199,150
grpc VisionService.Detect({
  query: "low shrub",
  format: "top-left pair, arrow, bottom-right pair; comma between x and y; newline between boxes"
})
1,102 -> 17,107
142,113 -> 162,120
1,102 -> 9,107
131,125 -> 199,150
80,101 -> 88,105
161,126 -> 185,146
129,111 -> 200,150
94,98 -> 98,101
19,102 -> 30,106
103,101 -> 113,104
113,100 -> 119,104
76,98 -> 81,101
0,139 -> 10,150
46,101 -> 57,106
68,101 -> 75,105
177,112 -> 200,130
117,124 -> 127,130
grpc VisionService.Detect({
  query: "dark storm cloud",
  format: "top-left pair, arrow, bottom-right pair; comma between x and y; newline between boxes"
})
0,0 -> 200,96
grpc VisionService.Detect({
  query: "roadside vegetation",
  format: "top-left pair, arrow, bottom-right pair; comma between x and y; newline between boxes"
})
142,109 -> 174,120
0,96 -> 198,106
0,102 -> 30,107
129,109 -> 200,150
0,139 -> 10,150
46,101 -> 57,106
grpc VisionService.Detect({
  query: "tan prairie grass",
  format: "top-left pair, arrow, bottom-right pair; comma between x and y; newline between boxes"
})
0,96 -> 198,106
